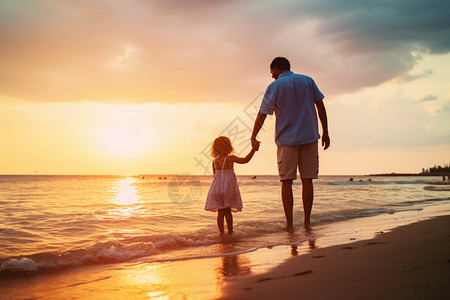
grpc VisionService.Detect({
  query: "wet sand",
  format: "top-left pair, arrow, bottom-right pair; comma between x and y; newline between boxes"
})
222,215 -> 450,299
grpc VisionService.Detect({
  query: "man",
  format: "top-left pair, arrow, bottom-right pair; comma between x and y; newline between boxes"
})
251,57 -> 330,230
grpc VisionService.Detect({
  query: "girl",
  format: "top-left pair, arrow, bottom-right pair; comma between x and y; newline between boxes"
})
205,136 -> 260,235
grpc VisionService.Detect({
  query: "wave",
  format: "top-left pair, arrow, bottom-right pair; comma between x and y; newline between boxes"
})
289,196 -> 450,224
0,222 -> 285,277
390,196 -> 450,206
424,186 -> 450,191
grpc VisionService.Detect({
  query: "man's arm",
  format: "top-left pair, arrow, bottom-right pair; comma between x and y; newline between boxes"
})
315,99 -> 330,150
251,112 -> 267,144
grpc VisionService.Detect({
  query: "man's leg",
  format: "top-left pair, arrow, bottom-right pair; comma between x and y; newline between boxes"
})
281,179 -> 294,231
301,178 -> 313,228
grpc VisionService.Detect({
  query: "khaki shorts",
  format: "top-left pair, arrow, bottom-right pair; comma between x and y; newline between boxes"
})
277,141 -> 319,181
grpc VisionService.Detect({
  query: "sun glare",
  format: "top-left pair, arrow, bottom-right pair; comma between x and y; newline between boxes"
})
95,123 -> 156,158
113,177 -> 140,205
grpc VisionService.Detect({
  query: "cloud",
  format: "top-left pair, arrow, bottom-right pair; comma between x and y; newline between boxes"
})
417,94 -> 438,103
395,69 -> 433,82
297,0 -> 450,53
0,0 -> 449,103
330,89 -> 449,150
284,0 -> 450,92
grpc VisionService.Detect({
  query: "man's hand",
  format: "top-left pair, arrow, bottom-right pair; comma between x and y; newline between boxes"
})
251,112 -> 267,146
315,100 -> 330,150
251,138 -> 261,151
322,133 -> 330,150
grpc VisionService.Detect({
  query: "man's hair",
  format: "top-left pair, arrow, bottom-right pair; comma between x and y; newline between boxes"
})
270,57 -> 290,71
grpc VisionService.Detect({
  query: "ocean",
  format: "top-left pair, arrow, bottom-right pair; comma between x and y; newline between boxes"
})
1,174 -> 449,277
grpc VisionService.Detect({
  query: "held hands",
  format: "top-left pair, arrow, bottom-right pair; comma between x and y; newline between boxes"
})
251,138 -> 261,151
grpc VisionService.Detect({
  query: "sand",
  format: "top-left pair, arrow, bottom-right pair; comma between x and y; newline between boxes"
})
222,215 -> 450,300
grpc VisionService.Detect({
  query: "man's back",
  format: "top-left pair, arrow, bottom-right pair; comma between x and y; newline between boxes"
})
260,71 -> 324,146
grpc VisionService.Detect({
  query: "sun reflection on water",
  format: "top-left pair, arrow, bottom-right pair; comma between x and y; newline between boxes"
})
113,177 -> 141,206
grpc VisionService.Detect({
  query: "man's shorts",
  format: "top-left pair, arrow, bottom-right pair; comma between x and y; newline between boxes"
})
277,141 -> 319,181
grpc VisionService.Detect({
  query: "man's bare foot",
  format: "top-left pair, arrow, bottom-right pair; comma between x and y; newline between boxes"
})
284,226 -> 294,233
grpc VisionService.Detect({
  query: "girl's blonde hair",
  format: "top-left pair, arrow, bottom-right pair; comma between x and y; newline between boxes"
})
211,136 -> 234,158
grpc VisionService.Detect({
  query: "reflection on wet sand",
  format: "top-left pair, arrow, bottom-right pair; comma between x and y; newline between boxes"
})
116,237 -> 315,298
215,243 -> 252,288
308,239 -> 317,250
291,245 -> 298,256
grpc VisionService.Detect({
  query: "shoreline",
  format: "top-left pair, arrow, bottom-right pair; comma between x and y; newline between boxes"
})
222,215 -> 450,299
1,204 -> 449,299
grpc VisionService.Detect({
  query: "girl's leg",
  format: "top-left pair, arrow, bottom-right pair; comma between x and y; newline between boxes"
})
217,209 -> 225,234
224,208 -> 233,234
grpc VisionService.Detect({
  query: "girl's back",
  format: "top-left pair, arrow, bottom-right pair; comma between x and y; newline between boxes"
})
214,156 -> 234,171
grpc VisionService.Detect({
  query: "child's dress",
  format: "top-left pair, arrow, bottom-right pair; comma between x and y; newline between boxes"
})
205,156 -> 243,212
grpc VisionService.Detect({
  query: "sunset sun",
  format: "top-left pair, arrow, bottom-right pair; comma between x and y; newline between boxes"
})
94,123 -> 156,158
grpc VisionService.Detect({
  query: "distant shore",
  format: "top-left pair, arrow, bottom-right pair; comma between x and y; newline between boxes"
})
1,173 -> 449,178
367,172 -> 450,177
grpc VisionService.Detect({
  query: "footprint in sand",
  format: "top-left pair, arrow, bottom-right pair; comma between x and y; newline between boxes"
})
367,242 -> 386,245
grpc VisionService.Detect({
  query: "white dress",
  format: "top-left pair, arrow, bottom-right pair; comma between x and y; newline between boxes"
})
205,156 -> 243,212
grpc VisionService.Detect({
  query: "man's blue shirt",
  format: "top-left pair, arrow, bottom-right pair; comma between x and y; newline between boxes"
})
260,71 -> 324,146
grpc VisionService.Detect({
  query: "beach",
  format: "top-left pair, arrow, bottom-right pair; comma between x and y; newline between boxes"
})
1,200 -> 449,299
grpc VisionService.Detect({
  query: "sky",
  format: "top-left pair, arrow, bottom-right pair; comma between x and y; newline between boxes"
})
0,0 -> 449,175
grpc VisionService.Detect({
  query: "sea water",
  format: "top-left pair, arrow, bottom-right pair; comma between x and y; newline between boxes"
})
1,174 -> 449,276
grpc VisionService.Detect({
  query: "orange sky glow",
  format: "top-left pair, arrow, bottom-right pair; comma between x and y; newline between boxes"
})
1,0 -> 449,175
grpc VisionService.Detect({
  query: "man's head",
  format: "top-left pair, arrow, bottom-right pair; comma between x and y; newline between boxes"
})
270,57 -> 290,79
